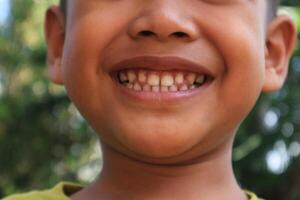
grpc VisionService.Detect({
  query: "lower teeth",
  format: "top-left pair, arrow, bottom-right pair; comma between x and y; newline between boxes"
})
120,82 -> 205,92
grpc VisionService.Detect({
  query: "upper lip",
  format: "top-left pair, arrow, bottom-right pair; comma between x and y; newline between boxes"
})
109,56 -> 214,76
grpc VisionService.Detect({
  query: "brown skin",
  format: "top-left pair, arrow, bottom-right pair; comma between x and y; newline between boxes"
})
45,0 -> 296,199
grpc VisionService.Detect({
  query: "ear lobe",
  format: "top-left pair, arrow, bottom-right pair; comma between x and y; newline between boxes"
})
49,58 -> 64,84
44,5 -> 65,85
262,15 -> 297,92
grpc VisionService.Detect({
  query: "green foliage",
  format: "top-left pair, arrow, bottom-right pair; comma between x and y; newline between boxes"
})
0,1 -> 299,200
282,0 -> 300,6
0,0 -> 97,197
233,6 -> 300,200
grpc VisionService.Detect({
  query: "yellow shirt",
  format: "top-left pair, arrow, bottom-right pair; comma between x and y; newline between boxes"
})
2,182 -> 263,200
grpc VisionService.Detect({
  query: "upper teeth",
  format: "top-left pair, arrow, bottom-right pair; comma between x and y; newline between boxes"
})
186,73 -> 196,85
128,70 -> 137,82
118,69 -> 207,92
147,73 -> 160,86
161,73 -> 174,86
138,70 -> 147,83
175,73 -> 184,84
194,75 -> 205,85
119,72 -> 129,83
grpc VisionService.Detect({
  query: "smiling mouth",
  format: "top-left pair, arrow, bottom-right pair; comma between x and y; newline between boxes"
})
117,69 -> 210,93
111,56 -> 214,94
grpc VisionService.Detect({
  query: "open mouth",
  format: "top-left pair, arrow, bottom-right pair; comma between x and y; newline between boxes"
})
109,56 -> 215,102
117,69 -> 211,93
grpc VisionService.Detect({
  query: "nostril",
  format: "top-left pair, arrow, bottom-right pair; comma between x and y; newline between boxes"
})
172,32 -> 187,38
139,30 -> 155,37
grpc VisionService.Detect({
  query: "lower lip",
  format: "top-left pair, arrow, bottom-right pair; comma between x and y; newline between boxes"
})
115,82 -> 211,104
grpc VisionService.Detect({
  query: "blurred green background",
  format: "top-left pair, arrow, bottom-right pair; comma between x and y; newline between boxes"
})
0,0 -> 299,199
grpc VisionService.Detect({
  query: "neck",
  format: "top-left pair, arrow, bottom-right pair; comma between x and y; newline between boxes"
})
73,139 -> 248,200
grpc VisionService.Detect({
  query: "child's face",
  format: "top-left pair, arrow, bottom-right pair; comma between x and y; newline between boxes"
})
46,0 -> 295,164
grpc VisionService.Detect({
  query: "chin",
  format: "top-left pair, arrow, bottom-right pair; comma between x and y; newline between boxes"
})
111,121 -> 204,159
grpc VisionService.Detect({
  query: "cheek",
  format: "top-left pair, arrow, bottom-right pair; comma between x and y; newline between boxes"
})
201,7 -> 266,78
215,22 -> 265,109
61,16 -> 120,115
222,33 -> 265,113
196,17 -> 267,132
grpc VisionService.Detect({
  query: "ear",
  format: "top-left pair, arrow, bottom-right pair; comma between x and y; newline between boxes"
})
44,6 -> 65,85
263,15 -> 297,92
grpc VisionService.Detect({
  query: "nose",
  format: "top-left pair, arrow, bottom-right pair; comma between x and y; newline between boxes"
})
128,2 -> 200,42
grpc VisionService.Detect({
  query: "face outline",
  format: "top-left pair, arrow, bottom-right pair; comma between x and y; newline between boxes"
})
45,0 -> 296,164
